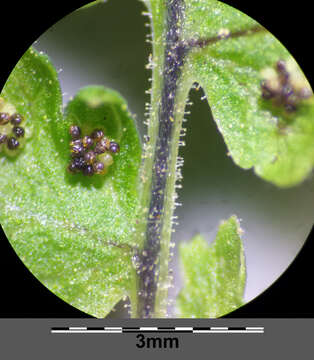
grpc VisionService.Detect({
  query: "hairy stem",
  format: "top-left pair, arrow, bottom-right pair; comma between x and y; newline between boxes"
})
136,0 -> 187,318
134,0 -> 266,318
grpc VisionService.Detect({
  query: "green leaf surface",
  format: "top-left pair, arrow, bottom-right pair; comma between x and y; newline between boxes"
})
78,0 -> 105,11
0,48 -> 141,317
176,216 -> 246,318
182,0 -> 314,187
145,0 -> 314,187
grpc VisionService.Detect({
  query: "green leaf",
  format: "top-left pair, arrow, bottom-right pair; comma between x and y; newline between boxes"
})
0,48 -> 141,317
77,0 -> 105,11
181,0 -> 314,187
176,216 -> 246,318
145,0 -> 314,187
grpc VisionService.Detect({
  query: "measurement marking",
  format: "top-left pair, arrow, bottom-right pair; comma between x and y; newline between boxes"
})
123,328 -> 140,332
51,326 -> 264,335
123,329 -> 191,333
193,330 -> 214,334
51,329 -> 122,334
227,330 -> 263,333
134,330 -> 192,333
246,330 -> 264,333
51,330 -> 105,334
175,327 -> 193,331
193,328 -> 264,334
73,330 -> 105,334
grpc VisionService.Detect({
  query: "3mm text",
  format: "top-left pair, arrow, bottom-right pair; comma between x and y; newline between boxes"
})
135,334 -> 179,349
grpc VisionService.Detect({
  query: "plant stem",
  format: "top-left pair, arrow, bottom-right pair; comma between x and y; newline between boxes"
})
133,0 -> 267,318
135,0 -> 188,318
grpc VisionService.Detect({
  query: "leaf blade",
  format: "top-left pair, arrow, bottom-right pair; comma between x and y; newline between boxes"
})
183,0 -> 314,187
0,48 -> 141,317
176,216 -> 246,318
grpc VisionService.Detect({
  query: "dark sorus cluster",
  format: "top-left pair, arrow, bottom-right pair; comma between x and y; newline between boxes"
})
67,125 -> 120,177
261,59 -> 312,112
0,112 -> 25,152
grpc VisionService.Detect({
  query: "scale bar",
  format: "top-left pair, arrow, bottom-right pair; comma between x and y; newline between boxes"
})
193,330 -> 264,334
51,326 -> 264,334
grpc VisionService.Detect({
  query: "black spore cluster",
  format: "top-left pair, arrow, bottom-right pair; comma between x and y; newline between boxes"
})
0,112 -> 25,151
68,125 -> 120,177
261,60 -> 312,112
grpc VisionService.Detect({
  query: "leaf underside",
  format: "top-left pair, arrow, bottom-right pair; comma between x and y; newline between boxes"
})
181,0 -> 314,187
0,48 -> 141,317
176,215 -> 246,318
147,0 -> 314,188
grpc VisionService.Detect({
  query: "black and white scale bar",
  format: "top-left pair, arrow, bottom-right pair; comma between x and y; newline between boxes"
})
51,326 -> 264,334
